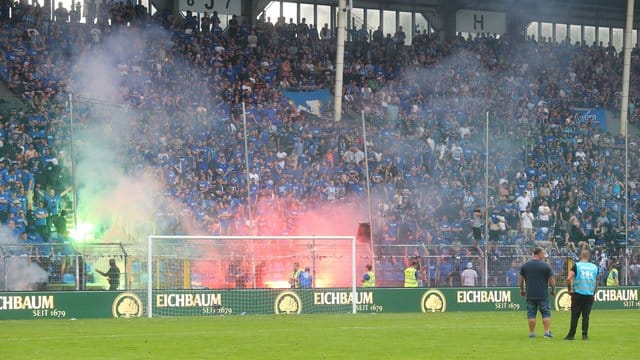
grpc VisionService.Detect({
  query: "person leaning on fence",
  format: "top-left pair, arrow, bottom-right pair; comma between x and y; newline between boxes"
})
361,264 -> 376,287
299,266 -> 313,288
630,258 -> 640,286
606,262 -> 619,286
506,261 -> 520,287
461,262 -> 478,287
290,262 -> 302,288
96,259 -> 121,291
404,261 -> 419,287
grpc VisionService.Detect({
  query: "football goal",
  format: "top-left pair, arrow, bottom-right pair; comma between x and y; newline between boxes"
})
140,235 -> 360,317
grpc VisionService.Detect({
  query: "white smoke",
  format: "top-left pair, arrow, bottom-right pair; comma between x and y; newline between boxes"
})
0,227 -> 49,291
71,28 -> 166,243
2,257 -> 49,291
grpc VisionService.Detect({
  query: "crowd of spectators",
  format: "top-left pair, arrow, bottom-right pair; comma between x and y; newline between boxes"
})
0,1 -> 640,287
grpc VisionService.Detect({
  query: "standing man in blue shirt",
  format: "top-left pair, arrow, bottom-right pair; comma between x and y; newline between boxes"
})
564,250 -> 598,340
505,261 -> 520,287
299,266 -> 312,288
520,247 -> 556,339
34,201 -> 49,241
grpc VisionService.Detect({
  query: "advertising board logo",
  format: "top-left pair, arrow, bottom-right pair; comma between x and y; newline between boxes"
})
554,289 -> 572,311
112,292 -> 144,318
421,290 -> 446,313
274,291 -> 302,315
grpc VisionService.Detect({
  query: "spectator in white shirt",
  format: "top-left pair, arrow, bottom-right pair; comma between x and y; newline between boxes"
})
515,191 -> 531,213
461,262 -> 478,287
537,200 -> 552,228
521,210 -> 535,243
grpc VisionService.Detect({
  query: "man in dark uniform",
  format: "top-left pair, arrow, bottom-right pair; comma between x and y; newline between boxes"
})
97,258 -> 121,290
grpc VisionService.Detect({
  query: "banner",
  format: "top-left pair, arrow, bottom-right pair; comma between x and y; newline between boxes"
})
554,288 -> 640,311
456,9 -> 506,35
177,0 -> 241,15
1,287 -> 638,320
0,291 -> 144,320
281,89 -> 331,116
573,108 -> 607,130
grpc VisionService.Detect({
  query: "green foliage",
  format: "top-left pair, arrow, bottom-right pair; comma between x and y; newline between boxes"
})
0,311 -> 633,359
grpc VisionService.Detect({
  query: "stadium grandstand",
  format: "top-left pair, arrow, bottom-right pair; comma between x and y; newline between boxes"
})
0,0 -> 639,292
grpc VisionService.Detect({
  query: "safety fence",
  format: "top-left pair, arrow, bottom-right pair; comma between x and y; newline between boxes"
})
1,243 -> 638,292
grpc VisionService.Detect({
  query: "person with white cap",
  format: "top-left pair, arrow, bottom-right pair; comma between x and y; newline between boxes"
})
460,261 -> 478,287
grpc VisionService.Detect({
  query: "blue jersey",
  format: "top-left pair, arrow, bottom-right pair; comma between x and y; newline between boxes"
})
0,192 -> 9,211
44,194 -> 61,215
34,207 -> 48,226
506,267 -> 519,286
299,271 -> 312,288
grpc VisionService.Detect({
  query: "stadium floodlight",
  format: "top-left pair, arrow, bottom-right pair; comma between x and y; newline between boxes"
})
142,235 -> 358,317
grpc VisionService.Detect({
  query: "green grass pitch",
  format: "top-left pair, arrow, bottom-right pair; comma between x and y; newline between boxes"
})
0,311 -> 634,359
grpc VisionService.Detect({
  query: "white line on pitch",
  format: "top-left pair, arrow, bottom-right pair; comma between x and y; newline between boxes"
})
0,322 -> 508,342
0,331 -> 213,342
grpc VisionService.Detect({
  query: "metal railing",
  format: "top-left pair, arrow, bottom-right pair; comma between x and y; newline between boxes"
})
0,242 -> 637,291
371,244 -> 640,287
0,243 -> 127,292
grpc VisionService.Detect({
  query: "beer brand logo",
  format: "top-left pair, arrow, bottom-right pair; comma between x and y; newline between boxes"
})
555,289 -> 572,311
112,292 -> 144,318
421,290 -> 447,313
274,291 -> 302,315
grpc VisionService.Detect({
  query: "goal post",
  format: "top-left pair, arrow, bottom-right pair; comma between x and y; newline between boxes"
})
144,235 -> 359,317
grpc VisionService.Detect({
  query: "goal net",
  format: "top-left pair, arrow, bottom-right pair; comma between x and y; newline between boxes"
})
138,236 -> 360,317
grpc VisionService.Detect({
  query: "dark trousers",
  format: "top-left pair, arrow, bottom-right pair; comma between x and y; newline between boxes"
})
472,227 -> 482,242
567,293 -> 594,337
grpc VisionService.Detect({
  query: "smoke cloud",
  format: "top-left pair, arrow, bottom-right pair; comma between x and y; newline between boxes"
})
0,227 -> 49,291
67,25 -> 378,288
71,29 -> 166,243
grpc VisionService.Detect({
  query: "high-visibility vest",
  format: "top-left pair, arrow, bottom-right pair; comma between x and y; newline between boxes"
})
607,268 -> 619,286
291,269 -> 302,288
362,271 -> 376,287
404,267 -> 418,287
574,262 -> 598,295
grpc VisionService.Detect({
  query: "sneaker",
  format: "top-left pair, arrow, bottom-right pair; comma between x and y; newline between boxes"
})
582,335 -> 589,340
544,332 -> 553,339
563,336 -> 574,340
528,333 -> 536,338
